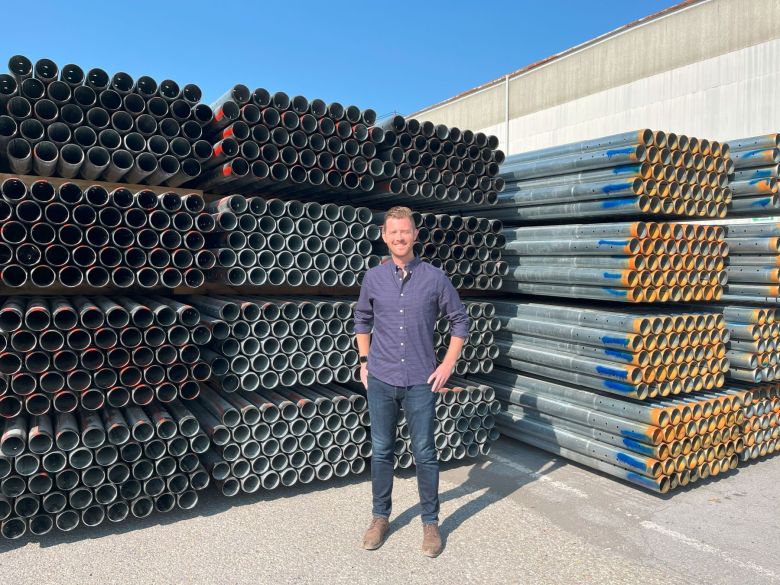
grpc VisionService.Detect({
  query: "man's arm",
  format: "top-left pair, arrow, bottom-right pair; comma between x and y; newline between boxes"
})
356,333 -> 371,356
356,332 -> 371,389
354,273 -> 374,389
427,275 -> 470,392
439,336 -> 465,373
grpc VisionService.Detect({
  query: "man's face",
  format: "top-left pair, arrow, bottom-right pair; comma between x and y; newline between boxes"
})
382,216 -> 417,258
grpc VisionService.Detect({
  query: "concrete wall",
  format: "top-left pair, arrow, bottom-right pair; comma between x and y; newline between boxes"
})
411,0 -> 780,153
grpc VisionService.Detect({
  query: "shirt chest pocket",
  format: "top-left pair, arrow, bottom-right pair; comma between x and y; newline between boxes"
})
409,288 -> 438,317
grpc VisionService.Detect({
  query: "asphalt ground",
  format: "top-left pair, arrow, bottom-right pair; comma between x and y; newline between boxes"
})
1,436 -> 777,585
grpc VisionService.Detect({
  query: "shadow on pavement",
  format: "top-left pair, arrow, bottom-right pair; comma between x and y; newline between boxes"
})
387,439 -> 561,548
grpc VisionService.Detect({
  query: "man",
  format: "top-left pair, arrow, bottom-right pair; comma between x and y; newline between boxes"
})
354,205 -> 470,558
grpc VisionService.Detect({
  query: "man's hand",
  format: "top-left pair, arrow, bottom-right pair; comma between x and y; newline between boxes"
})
360,363 -> 368,390
427,361 -> 455,393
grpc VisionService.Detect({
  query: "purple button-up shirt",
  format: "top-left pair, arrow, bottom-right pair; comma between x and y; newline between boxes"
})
354,256 -> 470,387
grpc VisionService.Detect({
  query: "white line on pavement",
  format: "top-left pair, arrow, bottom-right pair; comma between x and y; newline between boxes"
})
640,520 -> 780,582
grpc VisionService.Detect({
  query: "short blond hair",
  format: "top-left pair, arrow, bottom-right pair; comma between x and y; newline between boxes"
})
383,206 -> 415,229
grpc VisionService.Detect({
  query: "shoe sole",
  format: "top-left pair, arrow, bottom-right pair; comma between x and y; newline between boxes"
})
422,548 -> 442,558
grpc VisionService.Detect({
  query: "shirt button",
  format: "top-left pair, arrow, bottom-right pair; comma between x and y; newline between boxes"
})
401,294 -> 404,296
401,359 -> 405,362
400,326 -> 403,330
400,309 -> 403,313
401,343 -> 404,346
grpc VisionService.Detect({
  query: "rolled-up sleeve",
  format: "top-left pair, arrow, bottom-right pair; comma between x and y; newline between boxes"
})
354,272 -> 374,334
438,275 -> 470,339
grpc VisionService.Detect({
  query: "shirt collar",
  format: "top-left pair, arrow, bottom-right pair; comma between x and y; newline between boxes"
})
391,255 -> 421,273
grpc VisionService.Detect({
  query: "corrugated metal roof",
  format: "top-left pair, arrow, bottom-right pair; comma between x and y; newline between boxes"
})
410,0 -> 706,117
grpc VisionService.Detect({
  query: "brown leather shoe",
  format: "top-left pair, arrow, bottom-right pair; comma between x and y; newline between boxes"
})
422,523 -> 443,557
362,516 -> 390,550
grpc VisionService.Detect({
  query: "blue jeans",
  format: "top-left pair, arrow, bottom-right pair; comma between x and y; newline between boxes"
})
367,374 -> 439,524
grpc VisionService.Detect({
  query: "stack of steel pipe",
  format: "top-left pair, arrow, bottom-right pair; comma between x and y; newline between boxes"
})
481,369 -> 748,493
193,84 -> 382,195
464,129 -> 731,223
372,211 -> 507,290
500,221 -> 728,303
191,295 -> 486,394
204,194 -> 380,288
736,383 -> 779,462
0,55 -> 211,187
436,301 -> 500,376
0,177 -> 210,289
191,383 -> 370,495
722,221 -> 780,303
714,304 -> 780,384
336,114 -> 504,210
185,296 -> 359,392
0,401 -> 211,539
724,133 -> 780,215
492,301 -> 729,400
0,296 -> 212,417
390,379 -> 500,469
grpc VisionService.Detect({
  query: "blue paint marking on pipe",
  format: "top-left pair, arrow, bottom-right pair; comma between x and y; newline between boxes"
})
620,428 -> 650,443
601,288 -> 628,297
611,164 -> 641,175
749,169 -> 772,178
601,197 -> 634,209
616,451 -> 647,471
604,349 -> 633,362
622,438 -> 654,456
601,335 -> 629,346
603,379 -> 634,393
601,182 -> 631,194
596,364 -> 628,379
750,198 -> 771,207
605,147 -> 634,159
626,471 -> 658,489
740,148 -> 768,159
602,272 -> 622,279
749,178 -> 767,185
597,239 -> 629,246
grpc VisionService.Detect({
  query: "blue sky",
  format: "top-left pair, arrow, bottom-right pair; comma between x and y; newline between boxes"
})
4,1 -> 679,117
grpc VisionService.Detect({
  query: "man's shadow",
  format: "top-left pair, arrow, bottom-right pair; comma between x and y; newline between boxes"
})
386,438 -> 561,548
